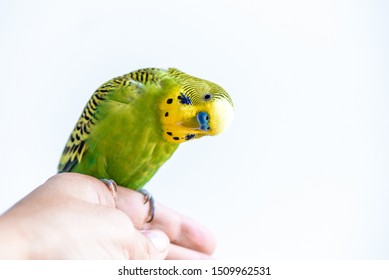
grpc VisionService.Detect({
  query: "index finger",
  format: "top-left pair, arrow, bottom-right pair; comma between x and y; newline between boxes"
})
115,186 -> 216,255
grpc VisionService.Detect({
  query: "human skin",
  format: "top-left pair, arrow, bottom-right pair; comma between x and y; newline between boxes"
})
0,173 -> 216,259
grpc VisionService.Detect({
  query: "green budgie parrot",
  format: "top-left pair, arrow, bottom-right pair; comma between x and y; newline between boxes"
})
58,68 -> 234,220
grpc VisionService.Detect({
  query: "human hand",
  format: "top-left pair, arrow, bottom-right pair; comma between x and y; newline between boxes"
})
0,173 -> 215,259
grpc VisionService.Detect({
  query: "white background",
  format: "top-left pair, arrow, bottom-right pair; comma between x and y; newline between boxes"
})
1,0 -> 388,259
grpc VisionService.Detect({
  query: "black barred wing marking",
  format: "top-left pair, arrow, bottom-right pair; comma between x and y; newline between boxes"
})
58,68 -> 165,172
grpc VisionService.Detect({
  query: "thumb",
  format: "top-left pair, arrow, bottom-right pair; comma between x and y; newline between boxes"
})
129,229 -> 170,260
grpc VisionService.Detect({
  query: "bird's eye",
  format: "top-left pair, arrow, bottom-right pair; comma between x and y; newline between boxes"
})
203,93 -> 212,101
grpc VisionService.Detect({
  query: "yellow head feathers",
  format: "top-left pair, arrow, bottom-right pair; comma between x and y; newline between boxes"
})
160,68 -> 234,143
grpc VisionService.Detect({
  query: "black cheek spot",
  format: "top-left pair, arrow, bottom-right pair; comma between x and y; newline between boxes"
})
166,98 -> 173,104
165,112 -> 169,117
177,95 -> 182,100
173,137 -> 180,141
166,132 -> 172,136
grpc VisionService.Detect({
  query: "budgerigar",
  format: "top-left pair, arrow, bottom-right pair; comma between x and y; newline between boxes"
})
58,68 -> 234,220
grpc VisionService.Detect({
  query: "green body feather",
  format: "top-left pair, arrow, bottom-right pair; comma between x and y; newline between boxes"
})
58,68 -> 233,190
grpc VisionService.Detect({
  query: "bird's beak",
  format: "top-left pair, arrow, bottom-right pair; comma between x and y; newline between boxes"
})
179,112 -> 211,133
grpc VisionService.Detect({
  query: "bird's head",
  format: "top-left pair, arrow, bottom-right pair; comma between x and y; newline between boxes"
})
160,68 -> 234,143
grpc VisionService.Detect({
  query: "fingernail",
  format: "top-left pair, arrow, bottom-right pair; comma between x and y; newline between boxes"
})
141,230 -> 170,252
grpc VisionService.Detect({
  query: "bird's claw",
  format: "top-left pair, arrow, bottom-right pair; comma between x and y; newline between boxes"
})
138,189 -> 155,223
100,179 -> 155,223
100,179 -> 118,201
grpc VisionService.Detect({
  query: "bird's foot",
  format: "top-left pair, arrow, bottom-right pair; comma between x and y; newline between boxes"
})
100,179 -> 155,223
138,189 -> 155,223
100,179 -> 118,201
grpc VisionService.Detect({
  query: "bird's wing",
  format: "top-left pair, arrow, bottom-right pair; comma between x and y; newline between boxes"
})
58,68 -> 165,172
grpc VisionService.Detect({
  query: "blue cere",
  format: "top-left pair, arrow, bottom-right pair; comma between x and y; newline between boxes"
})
197,111 -> 210,131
